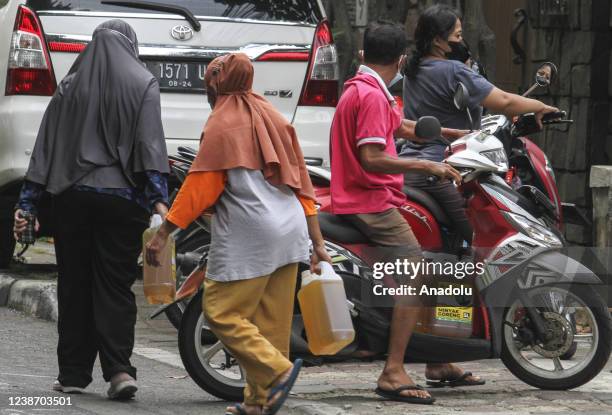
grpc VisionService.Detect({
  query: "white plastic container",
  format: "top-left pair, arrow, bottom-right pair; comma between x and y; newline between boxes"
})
142,214 -> 176,304
298,262 -> 355,355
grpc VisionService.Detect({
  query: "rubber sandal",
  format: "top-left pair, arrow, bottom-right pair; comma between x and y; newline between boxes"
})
374,384 -> 435,405
426,371 -> 486,388
264,359 -> 303,415
225,403 -> 248,415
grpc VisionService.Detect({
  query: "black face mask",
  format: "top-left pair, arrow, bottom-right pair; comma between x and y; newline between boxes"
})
446,41 -> 471,63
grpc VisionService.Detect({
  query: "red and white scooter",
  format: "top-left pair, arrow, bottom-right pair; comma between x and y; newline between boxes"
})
163,92 -> 610,401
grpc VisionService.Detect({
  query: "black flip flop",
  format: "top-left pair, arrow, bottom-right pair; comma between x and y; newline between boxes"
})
225,404 -> 248,415
264,359 -> 303,415
426,371 -> 486,388
374,384 -> 435,405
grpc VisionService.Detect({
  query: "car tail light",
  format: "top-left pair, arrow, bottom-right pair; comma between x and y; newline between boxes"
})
256,51 -> 309,62
6,5 -> 56,96
48,41 -> 87,53
298,20 -> 338,107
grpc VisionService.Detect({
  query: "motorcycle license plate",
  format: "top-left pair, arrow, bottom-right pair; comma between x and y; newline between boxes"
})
145,61 -> 207,93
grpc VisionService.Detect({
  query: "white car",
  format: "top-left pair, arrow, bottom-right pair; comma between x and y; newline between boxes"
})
0,0 -> 337,267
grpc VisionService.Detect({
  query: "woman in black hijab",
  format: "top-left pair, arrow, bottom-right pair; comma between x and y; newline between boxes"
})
13,20 -> 169,400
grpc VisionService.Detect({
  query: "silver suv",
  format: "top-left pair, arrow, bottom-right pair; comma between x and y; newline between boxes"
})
0,0 -> 338,266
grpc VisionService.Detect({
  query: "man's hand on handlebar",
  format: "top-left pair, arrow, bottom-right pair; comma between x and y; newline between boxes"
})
535,105 -> 560,129
423,161 -> 462,184
395,119 -> 469,142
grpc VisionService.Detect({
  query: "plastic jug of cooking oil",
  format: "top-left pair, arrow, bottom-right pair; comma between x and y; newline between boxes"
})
298,262 -> 355,355
415,281 -> 473,338
142,214 -> 176,304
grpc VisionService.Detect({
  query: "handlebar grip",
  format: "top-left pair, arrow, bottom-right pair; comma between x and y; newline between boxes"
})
542,111 -> 566,122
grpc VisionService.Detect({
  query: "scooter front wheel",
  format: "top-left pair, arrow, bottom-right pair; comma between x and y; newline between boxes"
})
501,285 -> 612,390
178,290 -> 245,402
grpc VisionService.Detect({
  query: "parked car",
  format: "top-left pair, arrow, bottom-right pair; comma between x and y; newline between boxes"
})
0,0 -> 337,267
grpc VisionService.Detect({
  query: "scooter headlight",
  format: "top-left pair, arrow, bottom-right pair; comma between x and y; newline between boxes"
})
480,148 -> 508,170
503,212 -> 563,247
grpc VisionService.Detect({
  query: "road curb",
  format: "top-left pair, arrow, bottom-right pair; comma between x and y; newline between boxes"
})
0,273 -> 57,321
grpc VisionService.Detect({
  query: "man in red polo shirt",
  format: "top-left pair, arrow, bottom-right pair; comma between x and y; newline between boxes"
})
330,21 -> 482,404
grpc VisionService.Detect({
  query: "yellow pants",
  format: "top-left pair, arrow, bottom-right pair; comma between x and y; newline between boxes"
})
203,263 -> 297,405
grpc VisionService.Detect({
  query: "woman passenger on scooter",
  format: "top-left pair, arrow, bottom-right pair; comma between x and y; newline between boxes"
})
399,4 -> 558,245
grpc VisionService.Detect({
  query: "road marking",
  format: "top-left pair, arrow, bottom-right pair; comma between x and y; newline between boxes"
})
132,346 -> 184,369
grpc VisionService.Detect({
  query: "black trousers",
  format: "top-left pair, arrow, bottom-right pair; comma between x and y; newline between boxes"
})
405,172 -> 473,244
53,191 -> 148,387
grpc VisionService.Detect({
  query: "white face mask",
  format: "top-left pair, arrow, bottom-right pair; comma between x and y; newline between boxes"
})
388,72 -> 403,88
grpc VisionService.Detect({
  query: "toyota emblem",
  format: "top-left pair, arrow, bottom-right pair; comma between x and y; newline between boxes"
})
171,25 -> 193,41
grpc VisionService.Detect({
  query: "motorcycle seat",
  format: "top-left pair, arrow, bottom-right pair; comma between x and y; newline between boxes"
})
318,212 -> 370,244
403,186 -> 451,227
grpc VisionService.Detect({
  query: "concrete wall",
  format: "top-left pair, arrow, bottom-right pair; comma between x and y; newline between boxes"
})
524,0 -> 612,245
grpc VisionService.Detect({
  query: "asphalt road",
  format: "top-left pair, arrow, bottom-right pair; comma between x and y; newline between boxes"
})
0,307 -> 240,415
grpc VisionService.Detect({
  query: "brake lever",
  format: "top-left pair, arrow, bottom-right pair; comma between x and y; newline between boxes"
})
543,119 -> 574,125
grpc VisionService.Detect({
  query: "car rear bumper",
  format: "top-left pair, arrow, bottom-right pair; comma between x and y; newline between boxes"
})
0,96 -> 50,193
0,101 -> 334,195
292,105 -> 334,168
164,105 -> 334,168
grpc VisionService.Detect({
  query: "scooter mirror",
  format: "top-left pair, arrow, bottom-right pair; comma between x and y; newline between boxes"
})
535,62 -> 558,87
415,116 -> 441,140
453,82 -> 470,111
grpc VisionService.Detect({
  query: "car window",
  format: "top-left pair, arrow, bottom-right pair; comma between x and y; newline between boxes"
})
26,0 -> 322,24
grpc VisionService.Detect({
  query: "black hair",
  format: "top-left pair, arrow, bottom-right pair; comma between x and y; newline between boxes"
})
363,20 -> 408,65
404,5 -> 461,79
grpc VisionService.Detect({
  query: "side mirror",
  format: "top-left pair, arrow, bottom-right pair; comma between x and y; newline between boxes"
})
415,116 -> 441,140
453,82 -> 470,111
453,82 -> 474,131
535,62 -> 557,87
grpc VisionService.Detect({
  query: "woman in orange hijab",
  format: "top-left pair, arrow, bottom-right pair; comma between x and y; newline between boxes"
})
145,53 -> 331,415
